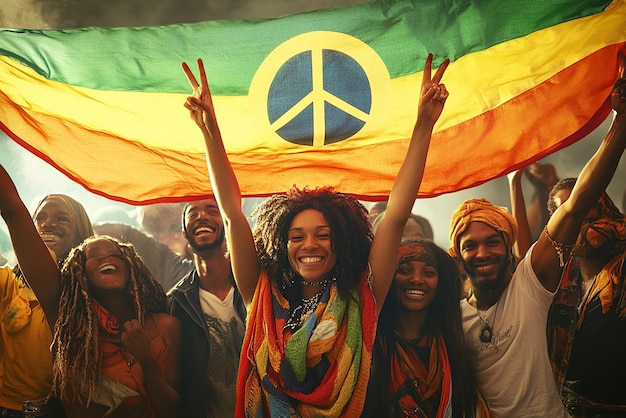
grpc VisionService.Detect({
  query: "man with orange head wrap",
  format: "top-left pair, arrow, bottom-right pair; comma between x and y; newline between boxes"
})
448,57 -> 626,418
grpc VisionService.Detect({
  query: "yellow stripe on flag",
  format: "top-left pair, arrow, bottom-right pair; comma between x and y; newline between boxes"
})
1,1 -> 625,202
1,45 -> 618,202
2,1 -> 625,157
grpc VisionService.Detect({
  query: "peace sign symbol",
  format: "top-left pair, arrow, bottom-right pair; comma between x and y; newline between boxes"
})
249,31 -> 391,148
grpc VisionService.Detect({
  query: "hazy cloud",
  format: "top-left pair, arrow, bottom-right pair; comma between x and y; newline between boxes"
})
1,0 -> 366,28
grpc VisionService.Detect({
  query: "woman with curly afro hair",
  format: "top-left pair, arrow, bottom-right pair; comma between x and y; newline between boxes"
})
182,52 -> 450,417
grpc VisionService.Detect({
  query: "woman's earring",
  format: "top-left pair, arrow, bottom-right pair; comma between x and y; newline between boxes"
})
281,269 -> 296,290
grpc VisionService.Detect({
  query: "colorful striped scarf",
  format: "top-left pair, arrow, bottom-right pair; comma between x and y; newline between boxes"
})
235,271 -> 376,417
387,334 -> 452,418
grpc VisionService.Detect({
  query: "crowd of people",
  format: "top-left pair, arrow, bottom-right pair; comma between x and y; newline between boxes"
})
0,51 -> 624,418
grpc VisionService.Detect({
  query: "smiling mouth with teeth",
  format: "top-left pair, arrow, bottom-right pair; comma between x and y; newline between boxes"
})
194,226 -> 216,235
98,264 -> 118,273
406,289 -> 426,297
40,233 -> 60,243
473,263 -> 496,272
299,256 -> 323,263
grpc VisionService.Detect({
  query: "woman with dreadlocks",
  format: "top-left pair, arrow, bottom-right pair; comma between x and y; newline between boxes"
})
182,52 -> 449,416
0,180 -> 92,417
52,236 -> 181,418
0,164 -> 181,418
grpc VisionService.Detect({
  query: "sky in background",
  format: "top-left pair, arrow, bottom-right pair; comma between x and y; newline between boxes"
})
0,0 -> 624,254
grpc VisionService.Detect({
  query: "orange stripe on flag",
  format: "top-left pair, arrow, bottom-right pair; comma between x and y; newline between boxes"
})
1,44 -> 622,204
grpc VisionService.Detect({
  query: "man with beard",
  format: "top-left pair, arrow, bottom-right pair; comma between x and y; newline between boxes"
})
167,199 -> 246,418
447,68 -> 626,417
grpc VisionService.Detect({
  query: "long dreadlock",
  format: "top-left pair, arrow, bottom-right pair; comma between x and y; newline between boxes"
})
251,186 -> 373,301
50,236 -> 167,405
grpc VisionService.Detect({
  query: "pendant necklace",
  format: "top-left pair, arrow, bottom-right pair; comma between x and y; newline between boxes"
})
476,300 -> 500,343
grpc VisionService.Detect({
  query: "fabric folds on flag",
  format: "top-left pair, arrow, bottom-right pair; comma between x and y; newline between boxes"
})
0,0 -> 625,204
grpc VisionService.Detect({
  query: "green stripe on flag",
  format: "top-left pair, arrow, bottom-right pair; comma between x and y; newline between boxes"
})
0,0 -> 612,95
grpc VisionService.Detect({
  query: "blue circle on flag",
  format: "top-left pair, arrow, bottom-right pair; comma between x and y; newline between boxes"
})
267,49 -> 372,146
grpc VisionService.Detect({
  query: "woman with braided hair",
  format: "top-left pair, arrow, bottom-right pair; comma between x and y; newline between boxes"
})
182,52 -> 450,416
51,236 -> 181,418
0,164 -> 181,418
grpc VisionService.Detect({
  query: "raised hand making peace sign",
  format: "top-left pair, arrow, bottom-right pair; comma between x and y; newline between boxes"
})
418,53 -> 450,126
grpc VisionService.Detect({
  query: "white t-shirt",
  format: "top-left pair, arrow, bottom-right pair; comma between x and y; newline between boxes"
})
460,246 -> 568,417
198,286 -> 245,418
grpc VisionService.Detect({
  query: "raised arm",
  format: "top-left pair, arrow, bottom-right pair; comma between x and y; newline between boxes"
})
532,53 -> 626,292
368,53 -> 449,313
182,59 -> 260,305
0,164 -> 61,326
524,162 -> 558,240
507,169 -> 532,260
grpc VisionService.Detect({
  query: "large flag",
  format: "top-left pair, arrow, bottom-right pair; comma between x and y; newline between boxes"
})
0,0 -> 625,204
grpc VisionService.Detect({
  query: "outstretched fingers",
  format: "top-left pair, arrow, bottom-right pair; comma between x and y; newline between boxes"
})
182,59 -> 213,102
198,58 -> 209,94
422,53 -> 433,87
182,61 -> 199,91
421,54 -> 450,96
181,58 -> 220,131
432,58 -> 450,85
421,54 -> 450,86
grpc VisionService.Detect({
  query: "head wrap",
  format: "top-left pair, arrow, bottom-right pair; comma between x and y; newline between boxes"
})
448,198 -> 518,257
34,194 -> 94,252
397,241 -> 437,269
572,192 -> 626,257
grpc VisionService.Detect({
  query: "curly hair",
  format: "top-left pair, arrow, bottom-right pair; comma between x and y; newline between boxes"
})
251,186 -> 373,300
547,177 -> 577,216
365,238 -> 478,417
50,236 -> 167,405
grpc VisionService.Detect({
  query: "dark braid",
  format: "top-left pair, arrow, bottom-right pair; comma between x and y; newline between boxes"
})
50,236 -> 166,404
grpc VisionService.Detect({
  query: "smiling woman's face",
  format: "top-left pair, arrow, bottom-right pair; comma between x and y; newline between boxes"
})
287,209 -> 337,284
392,260 -> 439,313
84,238 -> 129,293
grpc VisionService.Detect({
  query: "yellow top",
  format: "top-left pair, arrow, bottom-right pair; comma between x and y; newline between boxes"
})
0,266 -> 53,410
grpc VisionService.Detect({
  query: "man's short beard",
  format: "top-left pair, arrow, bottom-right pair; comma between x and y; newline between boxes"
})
188,228 -> 226,253
463,255 -> 511,293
